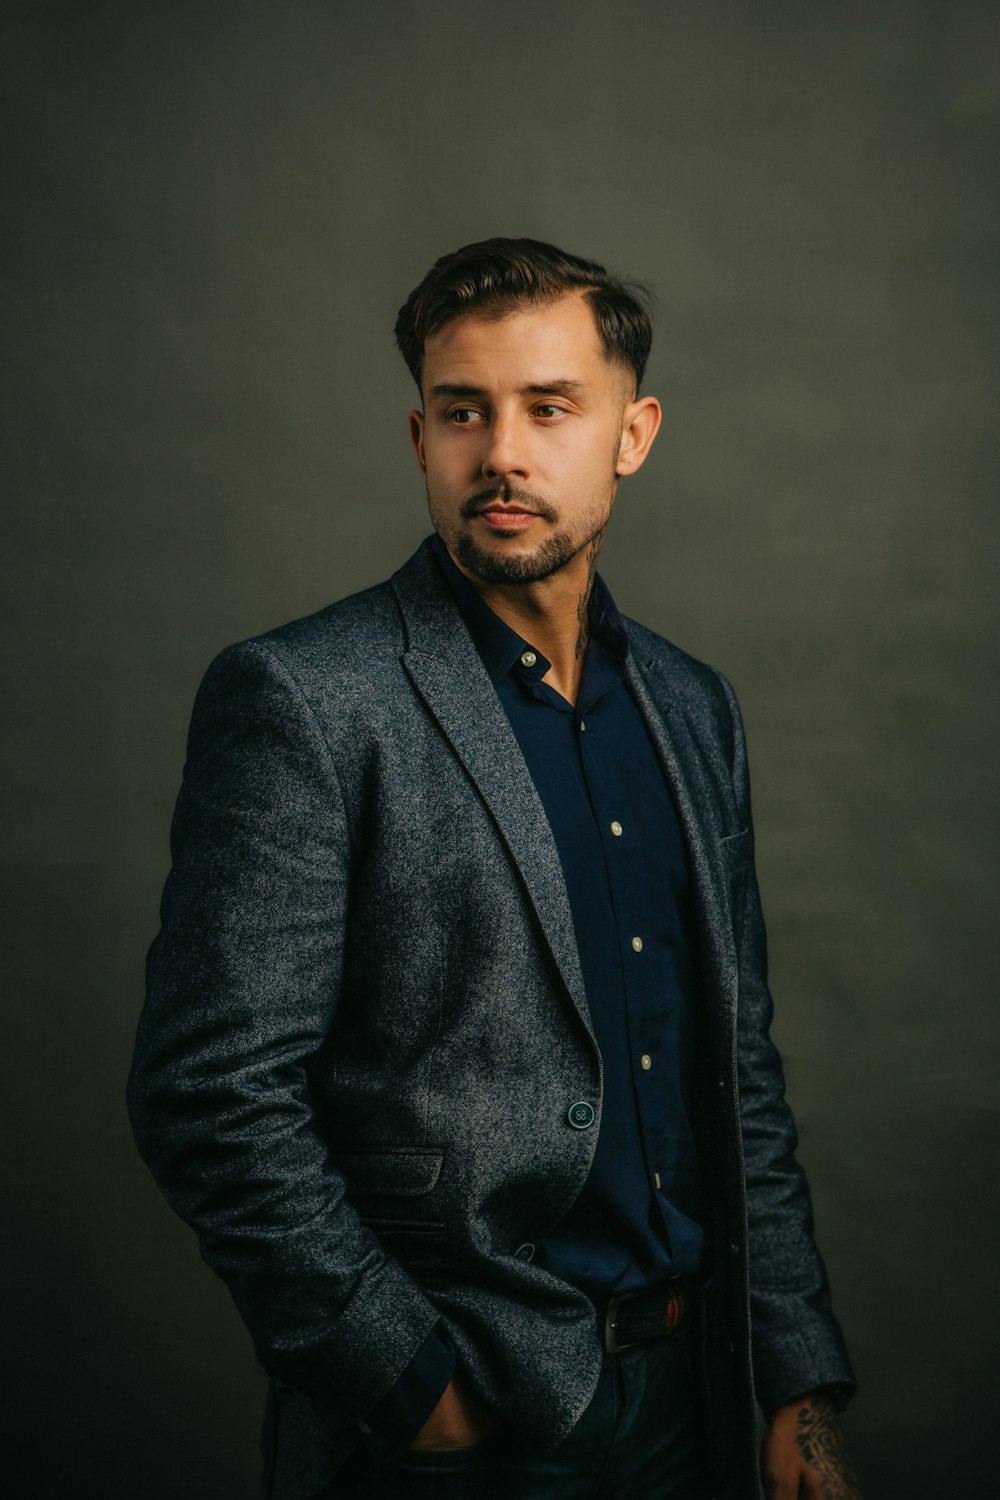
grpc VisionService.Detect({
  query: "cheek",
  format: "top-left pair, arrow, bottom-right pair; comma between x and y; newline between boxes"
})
569,434 -> 621,492
425,440 -> 472,486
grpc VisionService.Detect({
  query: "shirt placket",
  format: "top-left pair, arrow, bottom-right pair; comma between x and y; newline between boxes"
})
575,690 -> 666,1209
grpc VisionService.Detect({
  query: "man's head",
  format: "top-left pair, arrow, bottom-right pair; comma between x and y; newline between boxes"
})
398,238 -> 661,589
395,237 -> 653,399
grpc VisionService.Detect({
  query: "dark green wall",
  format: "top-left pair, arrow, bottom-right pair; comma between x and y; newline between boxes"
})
4,3 -> 997,1495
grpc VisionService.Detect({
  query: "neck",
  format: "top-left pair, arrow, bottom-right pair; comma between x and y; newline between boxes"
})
452,527 -> 607,707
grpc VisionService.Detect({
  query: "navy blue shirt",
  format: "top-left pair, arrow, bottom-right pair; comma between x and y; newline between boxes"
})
435,539 -> 704,1291
365,540 -> 704,1445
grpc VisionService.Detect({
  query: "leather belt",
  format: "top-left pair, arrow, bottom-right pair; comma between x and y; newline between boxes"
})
596,1277 -> 690,1355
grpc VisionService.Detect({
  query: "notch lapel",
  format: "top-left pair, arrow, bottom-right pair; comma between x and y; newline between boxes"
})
391,544 -> 595,1048
625,651 -> 739,1027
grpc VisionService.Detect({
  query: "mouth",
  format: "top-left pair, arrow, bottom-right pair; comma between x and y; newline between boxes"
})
475,504 -> 540,530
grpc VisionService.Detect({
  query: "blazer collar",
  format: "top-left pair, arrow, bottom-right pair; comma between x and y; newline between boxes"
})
390,538 -> 737,1033
624,641 -> 738,1019
390,539 -> 596,1051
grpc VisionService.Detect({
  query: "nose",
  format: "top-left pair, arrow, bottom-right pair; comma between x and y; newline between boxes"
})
481,411 -> 529,482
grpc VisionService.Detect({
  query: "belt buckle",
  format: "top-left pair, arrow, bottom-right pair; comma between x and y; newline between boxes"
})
602,1290 -> 641,1355
601,1279 -> 686,1355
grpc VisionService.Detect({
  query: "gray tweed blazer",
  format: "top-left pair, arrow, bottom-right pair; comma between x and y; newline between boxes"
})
128,537 -> 854,1499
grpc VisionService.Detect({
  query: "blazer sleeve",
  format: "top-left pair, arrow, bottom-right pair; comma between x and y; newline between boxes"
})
716,670 -> 856,1414
127,639 -> 441,1427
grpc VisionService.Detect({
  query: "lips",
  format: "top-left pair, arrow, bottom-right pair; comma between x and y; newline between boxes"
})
477,506 -> 538,528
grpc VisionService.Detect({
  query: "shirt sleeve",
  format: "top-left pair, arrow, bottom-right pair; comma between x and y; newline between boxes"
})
359,1322 -> 457,1455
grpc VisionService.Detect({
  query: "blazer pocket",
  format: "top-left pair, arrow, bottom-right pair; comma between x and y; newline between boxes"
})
331,1147 -> 444,1197
333,1148 -> 448,1238
360,1216 -> 447,1237
718,827 -> 750,876
718,829 -> 750,949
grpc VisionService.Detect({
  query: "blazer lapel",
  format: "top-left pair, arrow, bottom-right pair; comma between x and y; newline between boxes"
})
625,650 -> 739,1025
391,543 -> 595,1047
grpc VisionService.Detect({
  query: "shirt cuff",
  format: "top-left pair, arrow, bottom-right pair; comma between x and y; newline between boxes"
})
358,1323 -> 456,1456
768,1383 -> 854,1417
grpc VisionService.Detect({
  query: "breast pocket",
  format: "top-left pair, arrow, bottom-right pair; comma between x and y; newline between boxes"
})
718,827 -> 750,876
718,829 -> 751,944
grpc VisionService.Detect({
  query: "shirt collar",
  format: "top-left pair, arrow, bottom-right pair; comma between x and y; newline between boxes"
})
431,534 -> 628,698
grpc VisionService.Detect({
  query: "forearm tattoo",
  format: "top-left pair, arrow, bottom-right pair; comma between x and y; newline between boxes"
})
794,1398 -> 861,1499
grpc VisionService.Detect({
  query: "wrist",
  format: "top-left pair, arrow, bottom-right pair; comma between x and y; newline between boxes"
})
770,1385 -> 848,1421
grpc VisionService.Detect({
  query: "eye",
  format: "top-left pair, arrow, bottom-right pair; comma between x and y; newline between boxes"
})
532,403 -> 565,420
447,406 -> 484,425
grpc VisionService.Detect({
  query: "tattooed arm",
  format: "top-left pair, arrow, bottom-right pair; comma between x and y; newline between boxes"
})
760,1390 -> 861,1500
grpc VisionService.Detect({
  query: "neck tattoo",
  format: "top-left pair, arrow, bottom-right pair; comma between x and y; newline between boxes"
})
575,526 -> 607,660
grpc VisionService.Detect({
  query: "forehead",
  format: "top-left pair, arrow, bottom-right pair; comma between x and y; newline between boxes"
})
422,292 -> 611,390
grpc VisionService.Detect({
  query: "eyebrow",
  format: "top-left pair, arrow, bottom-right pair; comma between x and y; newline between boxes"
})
427,380 -> 587,401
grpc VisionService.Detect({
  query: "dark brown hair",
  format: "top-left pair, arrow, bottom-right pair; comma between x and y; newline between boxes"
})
394,237 -> 653,396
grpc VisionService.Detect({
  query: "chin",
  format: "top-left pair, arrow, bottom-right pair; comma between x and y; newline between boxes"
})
454,530 -> 576,586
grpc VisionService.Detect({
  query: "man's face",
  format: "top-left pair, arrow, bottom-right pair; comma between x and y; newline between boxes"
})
409,293 -> 650,586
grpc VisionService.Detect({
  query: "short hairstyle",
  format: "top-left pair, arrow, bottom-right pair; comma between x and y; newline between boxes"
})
394,237 -> 653,396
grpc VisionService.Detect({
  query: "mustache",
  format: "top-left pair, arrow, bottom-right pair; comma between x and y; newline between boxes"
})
460,482 -> 557,521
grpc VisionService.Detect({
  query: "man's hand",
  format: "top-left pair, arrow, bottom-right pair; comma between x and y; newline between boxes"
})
760,1390 -> 861,1500
408,1375 -> 499,1453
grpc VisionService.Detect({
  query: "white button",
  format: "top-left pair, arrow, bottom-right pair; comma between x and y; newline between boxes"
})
640,1053 -> 652,1070
610,821 -> 623,837
654,1170 -> 662,1189
631,936 -> 643,953
520,650 -> 537,668
579,720 -> 586,732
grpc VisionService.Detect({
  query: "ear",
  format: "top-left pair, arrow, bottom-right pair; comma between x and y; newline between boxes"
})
408,409 -> 426,475
615,395 -> 662,477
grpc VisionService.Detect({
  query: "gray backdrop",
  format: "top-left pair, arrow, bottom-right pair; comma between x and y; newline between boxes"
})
4,3 -> 998,1496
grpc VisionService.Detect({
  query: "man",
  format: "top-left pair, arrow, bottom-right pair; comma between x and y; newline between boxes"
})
129,239 -> 859,1499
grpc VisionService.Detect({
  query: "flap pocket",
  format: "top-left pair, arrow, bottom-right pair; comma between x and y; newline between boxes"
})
331,1147 -> 444,1197
718,827 -> 750,874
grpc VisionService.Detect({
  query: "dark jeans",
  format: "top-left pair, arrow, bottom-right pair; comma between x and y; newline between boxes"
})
330,1330 -> 709,1499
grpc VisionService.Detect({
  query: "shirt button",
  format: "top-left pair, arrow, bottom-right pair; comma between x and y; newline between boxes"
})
631,936 -> 643,953
610,821 -> 623,837
640,1053 -> 652,1070
358,1421 -> 374,1436
520,650 -> 537,668
579,720 -> 586,732
567,1101 -> 596,1129
514,1242 -> 536,1262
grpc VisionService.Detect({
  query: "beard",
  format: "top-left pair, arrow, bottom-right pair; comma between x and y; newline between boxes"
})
438,479 -> 607,586
453,527 -> 581,585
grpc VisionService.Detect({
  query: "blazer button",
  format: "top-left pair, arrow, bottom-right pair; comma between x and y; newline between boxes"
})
514,1242 -> 536,1262
567,1101 -> 596,1129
